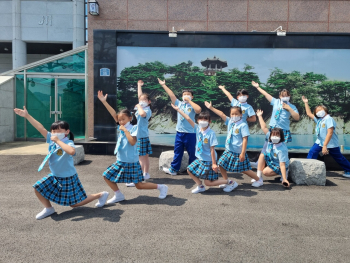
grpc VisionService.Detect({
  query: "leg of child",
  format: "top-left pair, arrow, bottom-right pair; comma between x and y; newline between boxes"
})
242,170 -> 260,181
34,189 -> 52,208
139,154 -> 150,174
262,166 -> 278,177
252,153 -> 266,183
185,133 -> 197,165
103,177 -> 124,204
169,133 -> 185,172
204,178 -> 230,186
219,166 -> 228,180
328,147 -> 350,171
187,169 -> 203,185
104,177 -> 119,191
34,189 -> 56,220
307,143 -> 322,159
135,182 -> 168,199
71,193 -> 103,207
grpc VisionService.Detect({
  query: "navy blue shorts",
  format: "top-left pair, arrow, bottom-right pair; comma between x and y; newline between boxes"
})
187,159 -> 219,181
218,150 -> 251,173
103,161 -> 144,184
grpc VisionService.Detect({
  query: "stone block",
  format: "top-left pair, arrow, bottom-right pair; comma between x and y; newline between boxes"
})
74,145 -> 85,165
159,150 -> 189,173
289,158 -> 326,186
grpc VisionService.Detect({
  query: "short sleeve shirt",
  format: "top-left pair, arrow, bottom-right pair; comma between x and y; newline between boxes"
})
116,125 -> 139,163
175,99 -> 196,133
230,98 -> 255,123
135,106 -> 152,138
224,117 -> 250,154
261,131 -> 271,153
314,115 -> 339,148
269,98 -> 299,130
46,132 -> 77,178
194,124 -> 218,161
265,142 -> 290,168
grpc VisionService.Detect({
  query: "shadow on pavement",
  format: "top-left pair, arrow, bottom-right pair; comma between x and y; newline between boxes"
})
149,177 -> 196,189
51,207 -> 124,222
117,195 -> 187,206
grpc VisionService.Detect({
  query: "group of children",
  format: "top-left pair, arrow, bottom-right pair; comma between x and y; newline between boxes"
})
13,79 -> 350,220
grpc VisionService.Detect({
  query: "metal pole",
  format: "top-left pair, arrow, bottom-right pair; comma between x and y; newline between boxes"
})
84,49 -> 88,141
24,69 -> 27,140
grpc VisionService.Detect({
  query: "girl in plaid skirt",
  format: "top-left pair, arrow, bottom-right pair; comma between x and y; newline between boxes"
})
205,102 -> 263,190
14,107 -> 109,220
126,80 -> 153,187
171,104 -> 236,194
98,92 -> 168,203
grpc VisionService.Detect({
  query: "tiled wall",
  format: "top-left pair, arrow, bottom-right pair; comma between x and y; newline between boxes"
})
87,0 -> 350,137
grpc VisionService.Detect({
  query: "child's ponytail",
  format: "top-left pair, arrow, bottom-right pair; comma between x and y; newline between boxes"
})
131,112 -> 137,125
69,131 -> 74,141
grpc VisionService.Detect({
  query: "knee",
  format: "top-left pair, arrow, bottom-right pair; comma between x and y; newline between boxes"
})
262,168 -> 271,176
70,204 -> 77,208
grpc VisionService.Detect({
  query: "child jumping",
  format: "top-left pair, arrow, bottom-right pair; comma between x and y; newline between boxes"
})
98,91 -> 168,203
205,102 -> 263,189
14,107 -> 109,220
171,104 -> 237,193
218,85 -> 256,123
158,78 -> 202,175
126,80 -> 153,187
302,96 -> 350,178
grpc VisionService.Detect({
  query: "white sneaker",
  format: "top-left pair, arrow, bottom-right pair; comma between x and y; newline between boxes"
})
191,185 -> 206,194
343,171 -> 350,178
251,174 -> 262,183
158,185 -> 168,199
219,184 -> 227,189
252,179 -> 263,188
223,181 -> 238,192
107,192 -> 125,204
95,191 -> 109,208
126,183 -> 135,187
36,207 -> 55,220
163,167 -> 177,176
144,173 -> 150,180
250,161 -> 258,169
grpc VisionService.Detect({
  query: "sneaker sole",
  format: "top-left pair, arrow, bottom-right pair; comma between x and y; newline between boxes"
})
106,197 -> 125,204
36,210 -> 55,220
223,183 -> 238,192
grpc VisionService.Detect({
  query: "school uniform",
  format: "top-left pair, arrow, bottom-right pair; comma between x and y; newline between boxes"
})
187,125 -> 219,181
135,106 -> 153,156
103,123 -> 144,184
264,142 -> 289,176
230,98 -> 256,123
307,115 -> 350,172
169,99 -> 197,173
218,117 -> 252,172
269,98 -> 299,143
261,131 -> 271,154
33,132 -> 87,206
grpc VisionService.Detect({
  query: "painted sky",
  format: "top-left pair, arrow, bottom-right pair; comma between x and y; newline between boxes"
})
117,46 -> 350,84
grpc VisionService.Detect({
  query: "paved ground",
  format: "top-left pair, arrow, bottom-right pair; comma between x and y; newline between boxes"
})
1,154 -> 350,263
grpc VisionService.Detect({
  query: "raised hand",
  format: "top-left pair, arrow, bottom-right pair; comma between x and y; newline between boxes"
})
13,106 -> 29,118
97,90 -> 107,102
218,85 -> 225,90
256,109 -> 263,117
251,81 -> 260,88
171,103 -> 180,111
204,101 -> 212,109
302,96 -> 308,103
158,78 -> 165,85
138,80 -> 144,86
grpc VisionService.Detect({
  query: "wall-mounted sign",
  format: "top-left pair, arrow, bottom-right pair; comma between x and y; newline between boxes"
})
100,68 -> 110,77
39,15 -> 52,26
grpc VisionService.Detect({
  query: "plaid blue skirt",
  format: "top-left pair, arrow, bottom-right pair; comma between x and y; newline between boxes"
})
103,161 -> 144,183
187,159 -> 219,181
264,154 -> 282,175
137,137 -> 153,156
218,150 -> 252,172
33,174 -> 87,206
268,127 -> 292,143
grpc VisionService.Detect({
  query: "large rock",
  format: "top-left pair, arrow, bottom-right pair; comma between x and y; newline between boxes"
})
74,145 -> 85,165
289,158 -> 326,186
159,150 -> 189,173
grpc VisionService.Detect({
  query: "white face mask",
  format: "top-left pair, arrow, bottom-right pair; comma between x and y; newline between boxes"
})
198,121 -> 209,128
271,136 -> 281,144
139,101 -> 148,108
52,133 -> 66,140
281,97 -> 290,102
183,95 -> 192,102
238,96 -> 247,103
123,122 -> 130,128
231,116 -> 241,123
316,110 -> 326,118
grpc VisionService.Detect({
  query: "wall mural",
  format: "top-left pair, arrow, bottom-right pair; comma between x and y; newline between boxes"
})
116,47 -> 350,150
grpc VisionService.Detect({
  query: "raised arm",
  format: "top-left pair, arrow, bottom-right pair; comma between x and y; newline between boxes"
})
158,78 -> 177,104
135,104 -> 146,117
137,80 -> 144,98
251,81 -> 273,103
52,136 -> 75,155
14,106 -> 47,139
98,90 -> 118,123
204,101 -> 227,122
218,85 -> 234,102
171,103 -> 195,128
183,97 -> 202,114
256,109 -> 269,135
302,96 -> 315,119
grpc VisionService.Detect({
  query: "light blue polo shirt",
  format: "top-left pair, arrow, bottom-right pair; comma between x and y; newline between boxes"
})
269,98 -> 299,130
135,106 -> 152,138
266,142 -> 290,167
175,99 -> 196,133
116,124 -> 139,163
314,115 -> 339,148
230,98 -> 255,123
46,132 -> 77,178
194,124 -> 218,162
225,117 -> 250,154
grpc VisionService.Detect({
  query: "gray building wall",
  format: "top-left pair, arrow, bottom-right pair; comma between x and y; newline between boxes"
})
0,77 -> 14,143
0,54 -> 53,73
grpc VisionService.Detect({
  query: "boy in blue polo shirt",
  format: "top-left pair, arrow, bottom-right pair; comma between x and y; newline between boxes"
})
158,78 -> 202,175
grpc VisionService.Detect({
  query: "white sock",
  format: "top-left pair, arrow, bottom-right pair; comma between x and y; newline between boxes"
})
257,170 -> 262,178
157,184 -> 163,190
114,190 -> 120,194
